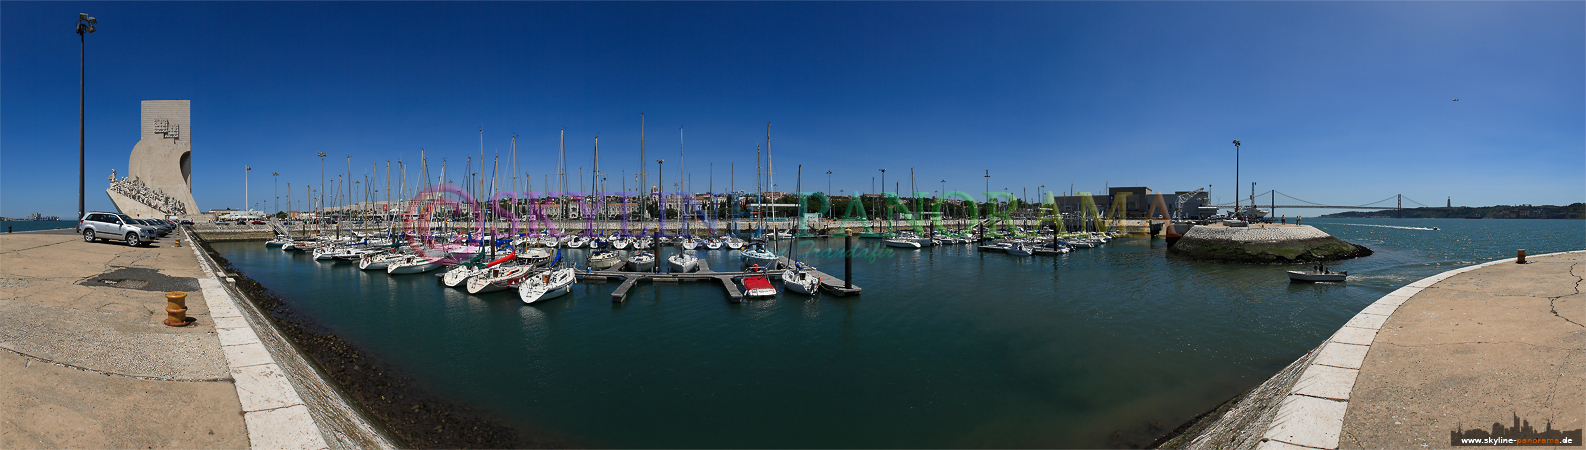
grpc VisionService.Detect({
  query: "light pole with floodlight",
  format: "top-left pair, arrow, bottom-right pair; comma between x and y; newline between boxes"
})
76,13 -> 96,221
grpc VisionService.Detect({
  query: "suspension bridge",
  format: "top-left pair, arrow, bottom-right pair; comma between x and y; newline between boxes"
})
1214,191 -> 1434,213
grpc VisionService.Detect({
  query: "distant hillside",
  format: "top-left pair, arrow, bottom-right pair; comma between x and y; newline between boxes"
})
1319,203 -> 1583,219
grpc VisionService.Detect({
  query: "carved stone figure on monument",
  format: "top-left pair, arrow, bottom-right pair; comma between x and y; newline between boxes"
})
107,100 -> 200,218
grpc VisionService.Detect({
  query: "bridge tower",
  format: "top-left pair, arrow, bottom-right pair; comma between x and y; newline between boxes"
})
1397,194 -> 1402,218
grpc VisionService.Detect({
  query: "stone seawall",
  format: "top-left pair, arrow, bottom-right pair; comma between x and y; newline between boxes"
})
1167,225 -> 1371,263
189,228 -> 275,242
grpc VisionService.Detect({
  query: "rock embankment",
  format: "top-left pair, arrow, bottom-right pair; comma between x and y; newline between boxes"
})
1167,225 -> 1371,263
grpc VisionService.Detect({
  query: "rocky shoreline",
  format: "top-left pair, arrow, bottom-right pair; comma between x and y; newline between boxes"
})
1167,225 -> 1372,263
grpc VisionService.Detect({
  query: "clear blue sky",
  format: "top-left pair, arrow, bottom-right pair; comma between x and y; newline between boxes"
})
4,1 -> 1582,218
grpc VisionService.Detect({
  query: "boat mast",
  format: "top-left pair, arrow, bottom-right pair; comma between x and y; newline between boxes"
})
679,125 -> 686,237
639,114 -> 645,235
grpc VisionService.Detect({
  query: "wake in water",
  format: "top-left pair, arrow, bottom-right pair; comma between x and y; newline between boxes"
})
1330,223 -> 1439,231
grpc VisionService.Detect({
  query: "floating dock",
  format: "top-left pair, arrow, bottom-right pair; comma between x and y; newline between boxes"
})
578,256 -> 860,302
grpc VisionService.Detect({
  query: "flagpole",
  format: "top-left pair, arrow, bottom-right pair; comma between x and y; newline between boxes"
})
245,167 -> 249,213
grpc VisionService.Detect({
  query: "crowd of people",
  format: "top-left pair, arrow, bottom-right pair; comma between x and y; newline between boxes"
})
109,176 -> 189,215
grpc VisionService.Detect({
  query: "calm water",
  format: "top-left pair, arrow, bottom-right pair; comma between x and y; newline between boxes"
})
211,218 -> 1584,448
3,220 -> 76,232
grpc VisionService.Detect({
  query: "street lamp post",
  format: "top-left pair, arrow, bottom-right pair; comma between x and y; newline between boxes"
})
76,13 -> 96,221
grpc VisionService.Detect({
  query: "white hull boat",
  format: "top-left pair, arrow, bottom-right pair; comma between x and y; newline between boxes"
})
467,265 -> 535,294
883,238 -> 922,249
519,268 -> 575,304
668,252 -> 698,273
588,250 -> 623,270
442,265 -> 485,288
385,255 -> 443,274
626,251 -> 656,272
740,245 -> 779,269
781,268 -> 820,295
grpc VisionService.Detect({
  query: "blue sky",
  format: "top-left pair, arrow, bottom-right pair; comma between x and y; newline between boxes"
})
4,1 -> 1582,218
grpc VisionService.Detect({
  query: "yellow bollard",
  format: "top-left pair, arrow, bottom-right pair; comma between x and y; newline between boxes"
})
164,291 -> 192,327
175,237 -> 182,247
1517,249 -> 1527,264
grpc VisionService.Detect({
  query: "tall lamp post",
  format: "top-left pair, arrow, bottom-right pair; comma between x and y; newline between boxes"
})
272,172 -> 279,214
1232,140 -> 1241,218
76,13 -> 96,221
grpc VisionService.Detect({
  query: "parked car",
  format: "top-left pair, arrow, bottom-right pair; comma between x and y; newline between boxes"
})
135,219 -> 170,236
77,212 -> 158,246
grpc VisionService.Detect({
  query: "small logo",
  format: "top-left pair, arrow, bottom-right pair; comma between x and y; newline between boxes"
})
1450,413 -> 1582,446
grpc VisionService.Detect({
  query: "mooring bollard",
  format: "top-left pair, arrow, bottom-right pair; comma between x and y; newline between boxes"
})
164,291 -> 191,327
1517,249 -> 1527,264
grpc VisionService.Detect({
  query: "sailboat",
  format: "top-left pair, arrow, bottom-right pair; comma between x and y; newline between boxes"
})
626,250 -> 656,272
667,250 -> 699,273
781,262 -> 820,295
466,253 -> 535,294
740,243 -> 779,269
588,249 -> 623,270
519,267 -> 576,304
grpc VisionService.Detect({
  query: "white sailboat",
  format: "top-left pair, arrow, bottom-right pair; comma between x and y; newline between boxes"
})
519,268 -> 576,304
667,251 -> 698,273
781,265 -> 820,295
626,251 -> 656,272
740,243 -> 779,269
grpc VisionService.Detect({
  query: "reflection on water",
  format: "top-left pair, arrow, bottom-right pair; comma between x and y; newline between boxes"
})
211,218 -> 1584,448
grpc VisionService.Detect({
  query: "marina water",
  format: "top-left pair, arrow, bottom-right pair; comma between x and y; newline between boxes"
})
210,218 -> 1584,447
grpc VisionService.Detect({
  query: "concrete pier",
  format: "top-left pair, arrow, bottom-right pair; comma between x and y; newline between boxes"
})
1,228 -> 394,449
1160,250 -> 1584,449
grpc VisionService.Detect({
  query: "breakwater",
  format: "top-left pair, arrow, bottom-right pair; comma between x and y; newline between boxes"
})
1168,225 -> 1372,263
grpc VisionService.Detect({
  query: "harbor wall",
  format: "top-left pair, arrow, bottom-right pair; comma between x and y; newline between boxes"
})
184,229 -> 569,448
1167,225 -> 1371,263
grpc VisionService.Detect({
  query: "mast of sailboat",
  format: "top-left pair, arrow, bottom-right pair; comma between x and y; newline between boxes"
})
639,114 -> 646,236
708,162 -> 714,237
765,122 -> 773,233
679,125 -> 686,237
592,136 -> 601,236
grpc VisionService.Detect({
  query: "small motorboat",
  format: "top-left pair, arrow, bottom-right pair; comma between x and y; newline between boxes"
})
883,238 -> 922,249
1006,243 -> 1032,256
265,236 -> 290,247
1288,265 -> 1348,282
739,264 -> 777,299
519,268 -> 576,304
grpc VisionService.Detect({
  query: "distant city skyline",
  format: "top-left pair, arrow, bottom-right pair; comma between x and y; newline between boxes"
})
3,2 -> 1582,218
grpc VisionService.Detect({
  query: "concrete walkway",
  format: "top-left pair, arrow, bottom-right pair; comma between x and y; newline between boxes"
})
0,229 -> 248,448
0,229 -> 334,449
1257,250 -> 1584,449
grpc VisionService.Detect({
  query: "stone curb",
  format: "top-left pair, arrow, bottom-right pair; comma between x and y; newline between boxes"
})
1255,249 -> 1586,449
185,230 -> 331,450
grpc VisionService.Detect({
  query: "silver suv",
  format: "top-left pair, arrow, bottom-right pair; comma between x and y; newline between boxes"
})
78,212 -> 157,246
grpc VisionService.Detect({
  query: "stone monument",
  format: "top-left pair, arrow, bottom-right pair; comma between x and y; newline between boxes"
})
107,100 -> 199,218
